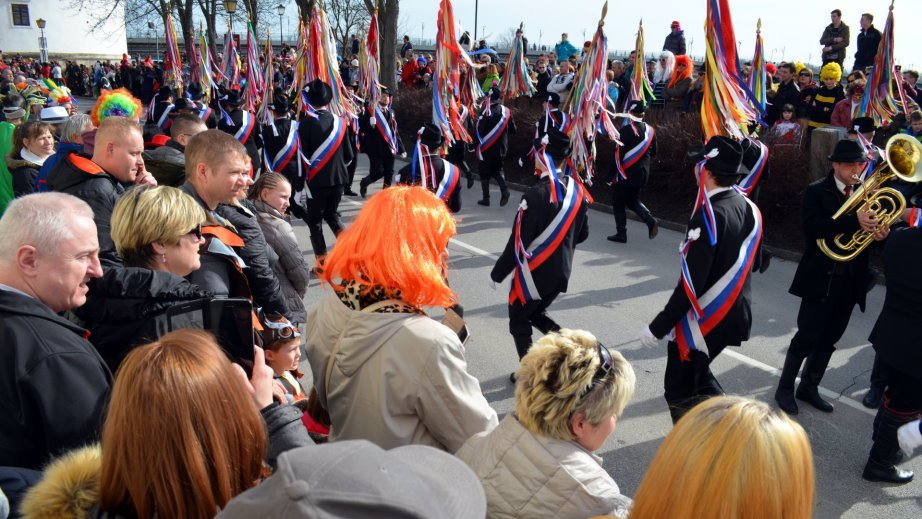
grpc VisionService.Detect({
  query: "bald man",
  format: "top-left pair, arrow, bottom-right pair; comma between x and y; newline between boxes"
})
47,116 -> 156,267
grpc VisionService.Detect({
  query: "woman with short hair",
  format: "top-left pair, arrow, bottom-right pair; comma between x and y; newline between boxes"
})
7,121 -> 54,197
456,329 -> 636,518
628,396 -> 815,519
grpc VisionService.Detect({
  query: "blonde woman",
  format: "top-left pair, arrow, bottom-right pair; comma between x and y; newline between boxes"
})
628,395 -> 814,519
457,329 -> 636,518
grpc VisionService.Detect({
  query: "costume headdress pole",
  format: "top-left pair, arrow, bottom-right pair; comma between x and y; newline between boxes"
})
242,23 -> 265,112
747,19 -> 767,121
256,33 -> 275,128
359,9 -> 380,112
629,20 -> 655,104
303,0 -> 357,120
433,0 -> 477,144
500,24 -> 536,101
163,4 -> 184,95
195,29 -> 219,103
290,21 -> 308,109
700,0 -> 759,140
563,1 -> 612,183
857,1 -> 906,123
221,26 -> 241,89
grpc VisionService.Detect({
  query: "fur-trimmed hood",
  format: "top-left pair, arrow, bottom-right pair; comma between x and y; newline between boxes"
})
20,445 -> 105,519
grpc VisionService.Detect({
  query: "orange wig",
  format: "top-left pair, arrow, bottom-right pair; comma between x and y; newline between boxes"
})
668,55 -> 694,88
319,186 -> 457,309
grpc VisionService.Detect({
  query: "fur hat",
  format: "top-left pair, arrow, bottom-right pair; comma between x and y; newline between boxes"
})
820,62 -> 842,82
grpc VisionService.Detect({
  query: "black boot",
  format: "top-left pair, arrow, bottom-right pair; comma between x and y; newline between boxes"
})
645,216 -> 659,239
863,407 -> 917,484
796,350 -> 835,412
309,235 -> 328,258
607,233 -> 627,243
775,353 -> 804,415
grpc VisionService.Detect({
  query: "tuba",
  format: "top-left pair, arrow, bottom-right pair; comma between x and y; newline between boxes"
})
818,134 -> 922,262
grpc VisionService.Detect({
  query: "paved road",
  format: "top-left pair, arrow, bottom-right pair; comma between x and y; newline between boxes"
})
290,158 -> 920,518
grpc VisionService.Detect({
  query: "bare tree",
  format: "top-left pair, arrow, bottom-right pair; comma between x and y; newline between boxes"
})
327,0 -> 370,59
363,0 -> 398,90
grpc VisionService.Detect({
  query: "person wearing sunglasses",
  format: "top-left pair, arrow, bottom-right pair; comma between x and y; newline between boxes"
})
76,185 -> 209,372
457,329 -> 636,518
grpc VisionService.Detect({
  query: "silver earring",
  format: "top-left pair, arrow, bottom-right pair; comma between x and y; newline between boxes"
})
161,254 -> 167,263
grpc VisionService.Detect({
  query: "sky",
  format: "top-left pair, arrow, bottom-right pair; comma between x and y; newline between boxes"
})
393,0 -> 922,68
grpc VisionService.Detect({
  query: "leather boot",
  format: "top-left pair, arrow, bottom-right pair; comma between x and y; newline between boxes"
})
309,235 -> 328,258
863,407 -> 916,484
774,352 -> 804,415
645,216 -> 659,239
796,350 -> 835,412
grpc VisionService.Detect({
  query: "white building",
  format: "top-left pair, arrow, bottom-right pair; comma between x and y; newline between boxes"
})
1,0 -> 127,62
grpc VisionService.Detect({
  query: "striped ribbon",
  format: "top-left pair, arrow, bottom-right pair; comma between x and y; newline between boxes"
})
374,105 -> 399,155
612,123 -> 655,183
233,111 -> 255,144
302,114 -> 346,183
476,105 -> 510,160
263,120 -> 300,174
737,138 -> 767,195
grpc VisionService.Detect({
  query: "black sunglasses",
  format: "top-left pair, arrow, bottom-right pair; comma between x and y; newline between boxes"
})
580,343 -> 613,397
186,225 -> 203,240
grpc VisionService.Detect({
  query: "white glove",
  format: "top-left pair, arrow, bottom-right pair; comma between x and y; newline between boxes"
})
399,152 -> 407,159
639,325 -> 658,348
898,419 -> 922,458
369,117 -> 376,127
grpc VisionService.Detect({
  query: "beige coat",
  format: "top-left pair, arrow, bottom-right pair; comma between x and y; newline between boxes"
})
306,293 -> 497,452
456,415 -> 632,519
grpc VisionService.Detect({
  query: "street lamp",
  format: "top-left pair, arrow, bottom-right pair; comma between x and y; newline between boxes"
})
35,18 -> 47,63
276,4 -> 285,46
474,0 -> 478,41
224,0 -> 237,32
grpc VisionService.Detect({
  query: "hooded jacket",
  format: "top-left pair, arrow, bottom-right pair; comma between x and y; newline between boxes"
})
6,151 -> 42,198
663,29 -> 687,56
74,267 -> 211,373
46,153 -> 126,268
0,290 -> 112,470
305,294 -> 497,452
456,415 -> 632,519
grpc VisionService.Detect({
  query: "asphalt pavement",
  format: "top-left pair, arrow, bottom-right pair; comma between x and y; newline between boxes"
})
289,157 -> 921,518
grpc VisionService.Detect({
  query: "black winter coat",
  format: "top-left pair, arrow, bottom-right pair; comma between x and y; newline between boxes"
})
46,152 -> 126,268
663,30 -> 687,56
216,200 -> 291,319
217,107 -> 262,171
396,155 -> 462,213
649,189 -> 758,349
768,80 -> 801,125
870,227 -> 922,377
358,106 -> 405,158
476,104 -> 517,159
75,267 -> 211,373
0,290 -> 112,470
261,116 -> 301,186
298,110 -> 354,189
492,176 -> 589,297
613,121 -> 656,188
7,153 -> 41,198
789,172 -> 871,311
854,25 -> 882,72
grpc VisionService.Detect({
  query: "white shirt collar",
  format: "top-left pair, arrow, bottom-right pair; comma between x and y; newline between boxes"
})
20,148 -> 48,166
833,175 -> 851,195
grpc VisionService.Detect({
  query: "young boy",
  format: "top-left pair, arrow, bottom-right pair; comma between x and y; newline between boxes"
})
903,110 -> 922,142
257,313 -> 305,402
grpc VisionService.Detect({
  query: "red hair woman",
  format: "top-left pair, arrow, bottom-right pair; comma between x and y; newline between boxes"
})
664,54 -> 694,108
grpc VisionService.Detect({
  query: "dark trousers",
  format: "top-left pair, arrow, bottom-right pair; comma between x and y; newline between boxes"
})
869,363 -> 922,466
610,184 -> 653,233
664,341 -> 726,423
869,353 -> 887,389
479,155 -> 509,200
302,185 -> 344,256
347,153 -> 358,188
783,295 -> 856,387
508,290 -> 562,359
362,154 -> 395,188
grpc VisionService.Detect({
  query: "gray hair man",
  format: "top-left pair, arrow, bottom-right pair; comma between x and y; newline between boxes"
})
0,193 -> 111,471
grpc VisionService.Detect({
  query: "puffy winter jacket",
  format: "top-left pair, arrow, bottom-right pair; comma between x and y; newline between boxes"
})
251,199 -> 309,324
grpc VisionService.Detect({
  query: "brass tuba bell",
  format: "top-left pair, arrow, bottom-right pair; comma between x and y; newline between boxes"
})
818,134 -> 922,262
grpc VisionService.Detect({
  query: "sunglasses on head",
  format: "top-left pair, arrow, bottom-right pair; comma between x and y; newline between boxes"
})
580,343 -> 613,398
260,313 -> 301,344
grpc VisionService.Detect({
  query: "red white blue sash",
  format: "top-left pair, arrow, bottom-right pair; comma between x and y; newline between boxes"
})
509,178 -> 584,304
674,192 -> 762,361
693,159 -> 719,246
909,207 -> 922,228
302,114 -> 346,183
198,106 -> 213,123
263,120 -> 300,174
157,104 -> 174,131
434,158 -> 460,202
374,106 -> 399,156
234,111 -> 255,144
534,147 -> 565,204
612,123 -> 655,183
737,139 -> 768,195
476,105 -> 510,160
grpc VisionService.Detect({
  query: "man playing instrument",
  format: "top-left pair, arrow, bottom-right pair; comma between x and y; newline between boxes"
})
775,138 -> 888,416
639,136 -> 763,424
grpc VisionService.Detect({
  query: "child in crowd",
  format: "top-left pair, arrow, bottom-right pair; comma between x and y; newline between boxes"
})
903,110 -> 922,142
257,312 -> 305,403
764,103 -> 803,147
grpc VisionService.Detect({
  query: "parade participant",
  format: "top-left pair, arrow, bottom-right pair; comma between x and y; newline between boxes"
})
640,136 -> 762,423
47,116 -> 157,268
217,89 -> 261,175
298,79 -> 353,257
306,186 -> 497,452
144,113 -> 207,186
187,83 -> 217,128
774,139 -> 886,415
145,85 -> 174,134
446,102 -> 475,190
260,95 -> 301,212
738,137 -> 772,273
396,124 -> 462,213
358,85 -> 404,198
0,193 -> 110,471
491,128 -> 589,372
607,101 -> 658,243
476,87 -> 516,207
457,329 -> 635,518
861,222 -> 922,484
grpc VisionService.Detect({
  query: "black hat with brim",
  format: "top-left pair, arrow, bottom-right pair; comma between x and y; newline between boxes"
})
172,98 -> 193,112
738,137 -> 763,172
223,90 -> 244,107
848,116 -> 876,135
627,100 -> 646,114
700,135 -> 744,176
304,79 -> 333,106
158,85 -> 173,98
489,86 -> 502,104
187,83 -> 203,100
537,126 -> 571,161
828,138 -> 868,163
418,123 -> 444,148
271,96 -> 290,114
544,92 -> 561,106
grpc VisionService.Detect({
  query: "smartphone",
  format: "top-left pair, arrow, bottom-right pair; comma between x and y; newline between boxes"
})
156,298 -> 256,375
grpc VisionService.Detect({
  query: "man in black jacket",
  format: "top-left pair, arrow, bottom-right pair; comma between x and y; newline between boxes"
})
0,193 -> 111,471
261,95 -> 302,215
145,113 -> 207,186
396,123 -> 462,213
607,101 -> 658,243
358,86 -> 405,198
766,63 -> 801,125
774,139 -> 887,415
862,222 -> 921,484
217,90 -> 262,175
476,87 -> 516,207
491,128 -> 589,374
298,79 -> 354,257
640,136 -> 762,423
853,13 -> 882,73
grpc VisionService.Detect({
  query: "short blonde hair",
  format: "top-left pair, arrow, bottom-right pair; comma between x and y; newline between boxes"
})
95,116 -> 141,147
111,185 -> 206,267
515,329 -> 636,441
629,396 -> 815,519
185,129 -> 248,181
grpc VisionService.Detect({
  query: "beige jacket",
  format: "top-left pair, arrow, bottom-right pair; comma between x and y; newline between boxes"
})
305,293 -> 497,452
456,415 -> 632,519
